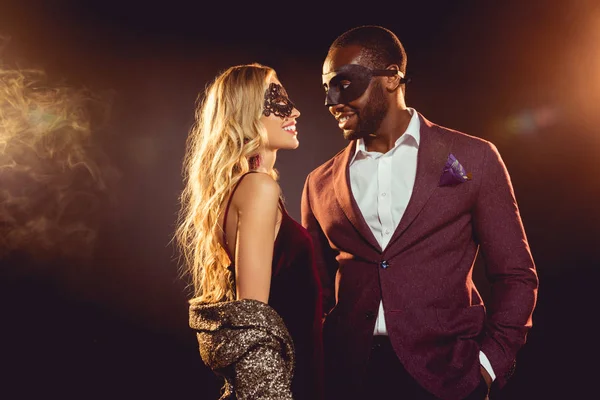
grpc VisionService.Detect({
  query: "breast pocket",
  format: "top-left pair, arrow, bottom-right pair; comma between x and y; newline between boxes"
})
434,181 -> 471,198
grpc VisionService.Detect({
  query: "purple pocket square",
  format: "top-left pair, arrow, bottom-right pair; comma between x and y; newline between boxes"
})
439,154 -> 472,186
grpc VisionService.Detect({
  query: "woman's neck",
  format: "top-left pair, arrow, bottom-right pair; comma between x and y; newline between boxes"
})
255,149 -> 277,174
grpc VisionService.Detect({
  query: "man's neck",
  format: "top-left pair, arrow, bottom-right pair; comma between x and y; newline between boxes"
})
364,108 -> 412,153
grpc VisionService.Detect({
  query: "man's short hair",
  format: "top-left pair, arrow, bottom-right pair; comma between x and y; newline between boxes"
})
328,25 -> 407,74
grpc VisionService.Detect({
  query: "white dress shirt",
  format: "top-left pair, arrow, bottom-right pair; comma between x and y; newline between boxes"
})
348,107 -> 496,380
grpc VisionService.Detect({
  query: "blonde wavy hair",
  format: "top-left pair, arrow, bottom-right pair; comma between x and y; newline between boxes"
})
175,63 -> 279,303
0,62 -> 118,262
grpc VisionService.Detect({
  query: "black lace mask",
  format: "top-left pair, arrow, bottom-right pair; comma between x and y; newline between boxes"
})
263,83 -> 295,118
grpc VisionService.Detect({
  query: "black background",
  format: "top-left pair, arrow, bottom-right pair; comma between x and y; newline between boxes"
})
1,1 -> 599,398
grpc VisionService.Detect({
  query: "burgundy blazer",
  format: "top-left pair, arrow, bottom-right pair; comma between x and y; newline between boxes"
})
301,113 -> 538,400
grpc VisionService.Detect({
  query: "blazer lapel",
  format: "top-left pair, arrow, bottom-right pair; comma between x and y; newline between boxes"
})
386,114 -> 453,250
333,141 -> 381,252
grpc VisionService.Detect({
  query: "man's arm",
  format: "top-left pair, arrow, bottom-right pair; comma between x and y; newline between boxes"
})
301,173 -> 339,315
473,142 -> 539,389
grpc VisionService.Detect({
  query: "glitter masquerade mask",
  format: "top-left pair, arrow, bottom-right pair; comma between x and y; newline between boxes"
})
263,83 -> 295,118
322,64 -> 410,106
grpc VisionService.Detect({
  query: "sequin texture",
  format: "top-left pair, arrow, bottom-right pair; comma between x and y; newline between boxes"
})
189,298 -> 295,400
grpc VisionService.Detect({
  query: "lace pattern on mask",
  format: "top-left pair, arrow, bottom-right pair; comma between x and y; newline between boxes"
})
263,83 -> 295,118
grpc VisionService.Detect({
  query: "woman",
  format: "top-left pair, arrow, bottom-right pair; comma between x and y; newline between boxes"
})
175,63 -> 323,400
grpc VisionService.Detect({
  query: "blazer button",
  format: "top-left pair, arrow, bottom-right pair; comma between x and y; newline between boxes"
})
380,260 -> 389,269
365,311 -> 375,320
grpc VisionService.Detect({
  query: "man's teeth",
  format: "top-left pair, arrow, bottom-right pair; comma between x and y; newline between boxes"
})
339,116 -> 350,123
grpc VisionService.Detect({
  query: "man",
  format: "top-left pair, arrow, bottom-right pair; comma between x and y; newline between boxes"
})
301,25 -> 538,400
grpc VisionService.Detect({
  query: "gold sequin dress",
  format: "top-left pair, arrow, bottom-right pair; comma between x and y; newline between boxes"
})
189,298 -> 295,400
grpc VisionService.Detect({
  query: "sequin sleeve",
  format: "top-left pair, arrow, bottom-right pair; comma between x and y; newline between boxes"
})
189,298 -> 295,400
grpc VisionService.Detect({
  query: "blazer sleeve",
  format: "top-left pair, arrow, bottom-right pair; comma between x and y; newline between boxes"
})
301,173 -> 339,316
473,142 -> 539,388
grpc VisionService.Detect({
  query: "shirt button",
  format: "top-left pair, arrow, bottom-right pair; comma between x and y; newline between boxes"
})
381,192 -> 387,197
385,230 -> 390,235
380,260 -> 389,269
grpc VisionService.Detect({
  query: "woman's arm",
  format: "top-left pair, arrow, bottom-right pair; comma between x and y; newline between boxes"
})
231,172 -> 281,303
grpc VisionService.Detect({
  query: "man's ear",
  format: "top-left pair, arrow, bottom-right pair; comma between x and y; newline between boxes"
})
385,64 -> 403,91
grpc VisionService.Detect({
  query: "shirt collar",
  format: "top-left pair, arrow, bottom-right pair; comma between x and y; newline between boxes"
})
351,107 -> 421,163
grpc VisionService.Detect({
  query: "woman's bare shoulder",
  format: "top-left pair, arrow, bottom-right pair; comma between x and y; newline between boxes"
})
232,172 -> 280,211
